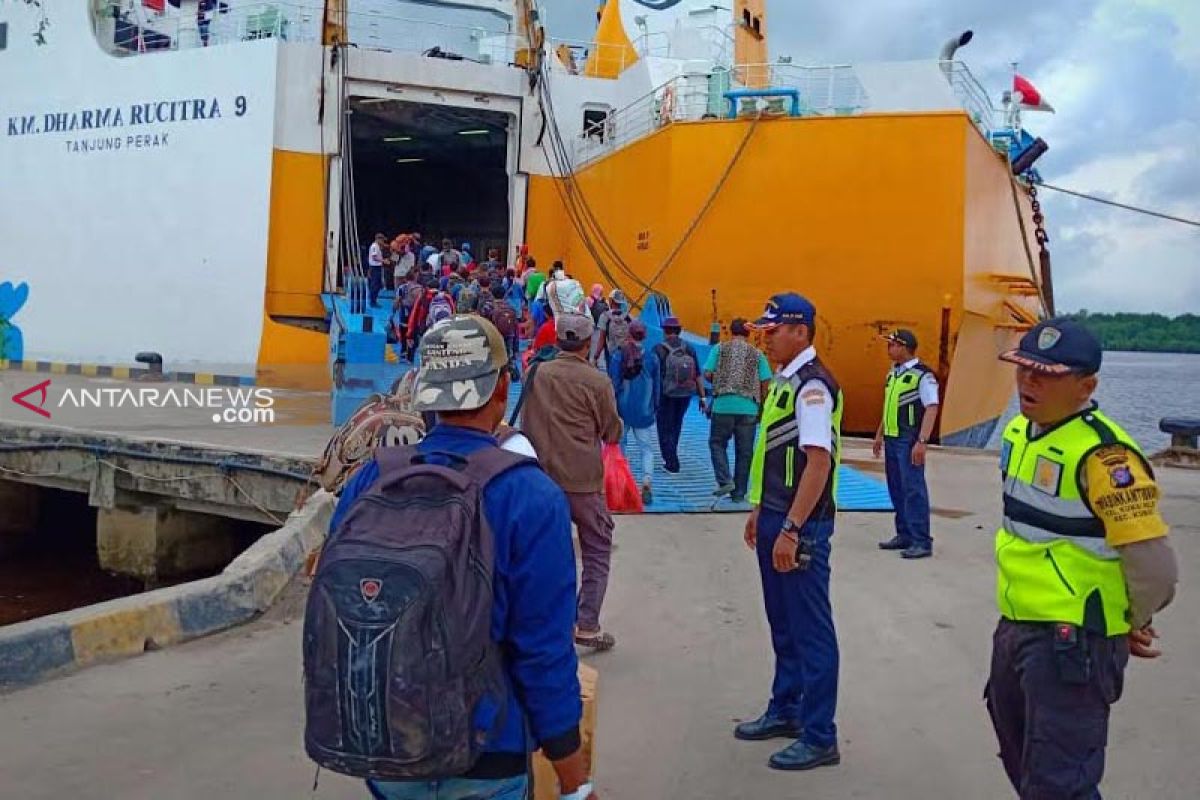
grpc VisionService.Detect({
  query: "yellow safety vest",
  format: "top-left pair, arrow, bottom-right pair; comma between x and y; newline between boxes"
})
882,362 -> 933,438
748,358 -> 843,516
995,407 -> 1145,635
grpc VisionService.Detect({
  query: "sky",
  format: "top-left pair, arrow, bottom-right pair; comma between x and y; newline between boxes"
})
540,0 -> 1200,315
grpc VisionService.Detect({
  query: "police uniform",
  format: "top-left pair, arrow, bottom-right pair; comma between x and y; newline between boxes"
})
985,319 -> 1175,798
879,329 -> 940,557
736,294 -> 843,771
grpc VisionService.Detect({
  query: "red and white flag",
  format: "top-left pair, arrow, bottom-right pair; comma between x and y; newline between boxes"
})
1014,74 -> 1055,113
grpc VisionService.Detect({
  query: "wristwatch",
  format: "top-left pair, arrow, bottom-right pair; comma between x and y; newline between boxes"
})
781,518 -> 802,535
561,782 -> 594,800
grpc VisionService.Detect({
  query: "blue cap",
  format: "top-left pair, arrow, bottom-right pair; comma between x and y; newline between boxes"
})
750,293 -> 816,329
1000,318 -> 1102,375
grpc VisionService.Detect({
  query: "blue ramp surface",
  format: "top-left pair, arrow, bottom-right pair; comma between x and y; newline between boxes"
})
503,384 -> 891,514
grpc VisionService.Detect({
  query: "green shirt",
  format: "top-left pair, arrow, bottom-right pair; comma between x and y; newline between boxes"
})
704,344 -> 772,416
525,272 -> 547,302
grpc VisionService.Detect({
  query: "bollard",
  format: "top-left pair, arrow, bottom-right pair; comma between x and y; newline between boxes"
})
1160,418 -> 1200,450
134,351 -> 164,382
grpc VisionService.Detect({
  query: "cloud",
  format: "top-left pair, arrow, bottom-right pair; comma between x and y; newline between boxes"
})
540,0 -> 1199,312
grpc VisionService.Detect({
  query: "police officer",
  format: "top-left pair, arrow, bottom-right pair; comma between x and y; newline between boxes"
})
873,329 -> 940,559
735,293 -> 842,772
987,318 -> 1178,798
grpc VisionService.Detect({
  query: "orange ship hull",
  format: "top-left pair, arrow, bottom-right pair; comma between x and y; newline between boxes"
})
526,111 -> 1044,445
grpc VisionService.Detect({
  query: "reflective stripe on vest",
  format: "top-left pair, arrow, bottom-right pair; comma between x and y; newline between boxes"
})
882,365 -> 928,437
994,408 -> 1142,635
748,361 -> 843,515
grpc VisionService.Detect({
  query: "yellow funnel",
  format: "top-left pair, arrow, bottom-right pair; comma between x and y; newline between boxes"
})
584,0 -> 639,79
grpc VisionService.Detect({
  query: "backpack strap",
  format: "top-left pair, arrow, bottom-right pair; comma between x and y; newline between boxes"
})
461,445 -> 535,489
507,360 -> 543,427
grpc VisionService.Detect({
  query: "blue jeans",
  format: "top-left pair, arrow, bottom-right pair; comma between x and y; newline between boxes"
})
367,775 -> 528,800
754,509 -> 839,749
883,435 -> 932,549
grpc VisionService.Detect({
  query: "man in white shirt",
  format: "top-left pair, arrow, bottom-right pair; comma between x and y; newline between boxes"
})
735,293 -> 843,773
872,329 -> 940,559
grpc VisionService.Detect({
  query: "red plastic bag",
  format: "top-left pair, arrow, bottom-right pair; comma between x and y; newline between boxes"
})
603,443 -> 644,514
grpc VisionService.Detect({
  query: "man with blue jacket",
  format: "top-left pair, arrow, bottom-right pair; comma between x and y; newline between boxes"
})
608,320 -> 661,505
330,316 -> 597,800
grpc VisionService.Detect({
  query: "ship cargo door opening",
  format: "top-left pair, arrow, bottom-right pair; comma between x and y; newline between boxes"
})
348,98 -> 513,262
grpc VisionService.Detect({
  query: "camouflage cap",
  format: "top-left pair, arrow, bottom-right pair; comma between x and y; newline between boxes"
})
412,315 -> 509,412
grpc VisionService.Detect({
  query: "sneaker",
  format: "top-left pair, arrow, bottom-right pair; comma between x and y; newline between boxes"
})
901,546 -> 933,560
712,483 -> 736,497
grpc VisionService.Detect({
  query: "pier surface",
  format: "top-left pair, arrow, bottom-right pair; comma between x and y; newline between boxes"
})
1,382 -> 1197,799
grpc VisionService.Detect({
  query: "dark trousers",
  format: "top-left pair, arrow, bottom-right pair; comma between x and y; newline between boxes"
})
754,508 -> 839,749
708,413 -> 757,496
367,265 -> 384,306
656,395 -> 691,470
986,619 -> 1129,799
566,492 -> 615,633
884,435 -> 932,549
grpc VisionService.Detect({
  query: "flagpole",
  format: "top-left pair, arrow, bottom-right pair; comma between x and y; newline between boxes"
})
1009,61 -> 1022,133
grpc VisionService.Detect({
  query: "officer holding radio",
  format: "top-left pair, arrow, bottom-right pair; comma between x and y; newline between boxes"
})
986,318 -> 1178,798
735,293 -> 844,772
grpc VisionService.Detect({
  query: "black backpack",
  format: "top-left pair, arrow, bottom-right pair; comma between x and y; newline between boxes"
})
303,445 -> 530,780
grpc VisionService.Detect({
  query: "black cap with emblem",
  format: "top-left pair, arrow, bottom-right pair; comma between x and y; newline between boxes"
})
1000,317 -> 1102,375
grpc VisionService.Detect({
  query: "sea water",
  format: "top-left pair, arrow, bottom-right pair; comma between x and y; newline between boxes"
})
989,351 -> 1200,452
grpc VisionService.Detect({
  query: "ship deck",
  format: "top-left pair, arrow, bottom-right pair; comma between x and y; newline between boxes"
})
0,435 -> 1197,798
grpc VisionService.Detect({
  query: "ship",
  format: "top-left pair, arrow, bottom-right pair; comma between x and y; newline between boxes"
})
0,0 -> 1050,446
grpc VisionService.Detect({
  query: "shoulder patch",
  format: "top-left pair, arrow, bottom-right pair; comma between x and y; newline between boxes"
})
801,388 -> 827,406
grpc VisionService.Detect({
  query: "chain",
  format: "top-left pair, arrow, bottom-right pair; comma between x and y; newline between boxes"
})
1026,182 -> 1056,316
1028,183 -> 1049,253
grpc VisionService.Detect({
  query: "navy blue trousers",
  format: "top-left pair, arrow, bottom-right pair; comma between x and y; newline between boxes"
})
754,508 -> 839,749
986,619 -> 1128,799
884,435 -> 931,549
368,265 -> 384,306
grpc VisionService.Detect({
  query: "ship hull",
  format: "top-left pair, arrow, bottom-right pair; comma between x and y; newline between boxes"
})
526,112 -> 1041,442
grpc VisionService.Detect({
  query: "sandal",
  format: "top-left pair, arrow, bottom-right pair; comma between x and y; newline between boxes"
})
574,631 -> 617,652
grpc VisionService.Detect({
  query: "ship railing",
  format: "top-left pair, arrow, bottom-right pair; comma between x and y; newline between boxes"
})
943,61 -> 999,139
574,63 -> 870,167
731,63 -> 871,113
97,2 -> 523,66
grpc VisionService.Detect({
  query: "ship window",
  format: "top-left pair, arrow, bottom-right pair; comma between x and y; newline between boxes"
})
0,22 -> 7,51
583,108 -> 609,142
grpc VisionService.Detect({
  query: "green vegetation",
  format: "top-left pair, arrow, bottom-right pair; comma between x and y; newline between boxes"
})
1069,311 -> 1200,354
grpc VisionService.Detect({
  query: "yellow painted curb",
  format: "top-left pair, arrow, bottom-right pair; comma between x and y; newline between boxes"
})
69,604 -> 183,666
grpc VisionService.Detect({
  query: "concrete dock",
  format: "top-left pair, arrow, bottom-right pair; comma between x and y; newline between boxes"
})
0,372 -> 1197,798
